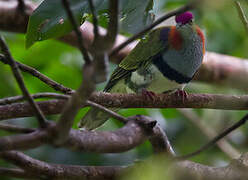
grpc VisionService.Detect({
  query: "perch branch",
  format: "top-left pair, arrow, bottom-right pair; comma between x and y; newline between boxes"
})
1,92 -> 248,120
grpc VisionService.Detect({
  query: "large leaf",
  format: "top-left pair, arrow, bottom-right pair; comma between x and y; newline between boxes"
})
120,0 -> 155,34
26,0 -> 104,48
26,0 -> 155,48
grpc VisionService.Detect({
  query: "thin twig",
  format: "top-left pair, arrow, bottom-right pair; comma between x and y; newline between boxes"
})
88,0 -> 99,40
0,123 -> 35,133
0,54 -> 73,94
179,109 -> 241,159
0,92 -> 69,105
61,0 -> 91,64
0,37 -> 47,128
235,1 -> 248,34
110,3 -> 193,56
176,114 -> 248,160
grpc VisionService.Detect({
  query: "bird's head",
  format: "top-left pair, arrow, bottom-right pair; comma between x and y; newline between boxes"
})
175,11 -> 193,27
175,11 -> 194,37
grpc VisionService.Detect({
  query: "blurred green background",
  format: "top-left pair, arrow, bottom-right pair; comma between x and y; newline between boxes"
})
0,0 -> 248,179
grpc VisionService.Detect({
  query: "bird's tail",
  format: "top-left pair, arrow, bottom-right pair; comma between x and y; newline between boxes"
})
78,107 -> 119,130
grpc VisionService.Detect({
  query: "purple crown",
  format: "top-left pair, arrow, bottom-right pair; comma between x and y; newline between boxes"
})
175,11 -> 193,24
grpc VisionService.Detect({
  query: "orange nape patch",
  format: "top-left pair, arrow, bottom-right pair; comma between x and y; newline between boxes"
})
196,26 -> 205,54
168,26 -> 183,50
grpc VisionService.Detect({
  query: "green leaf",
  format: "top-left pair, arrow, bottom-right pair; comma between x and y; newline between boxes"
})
120,0 -> 155,34
26,0 -> 104,48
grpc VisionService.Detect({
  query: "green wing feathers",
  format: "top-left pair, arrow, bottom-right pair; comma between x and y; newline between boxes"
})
105,27 -> 169,92
119,27 -> 167,70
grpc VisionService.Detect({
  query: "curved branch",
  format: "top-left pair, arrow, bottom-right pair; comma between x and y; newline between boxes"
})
0,117 -> 150,153
64,118 -> 148,153
0,123 -> 35,134
1,151 -> 123,179
0,129 -> 49,151
0,167 -> 37,179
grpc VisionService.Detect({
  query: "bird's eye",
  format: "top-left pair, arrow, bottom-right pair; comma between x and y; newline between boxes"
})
189,20 -> 193,24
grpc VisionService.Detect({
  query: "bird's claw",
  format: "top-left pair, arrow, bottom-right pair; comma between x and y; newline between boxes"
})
141,89 -> 156,101
174,89 -> 188,103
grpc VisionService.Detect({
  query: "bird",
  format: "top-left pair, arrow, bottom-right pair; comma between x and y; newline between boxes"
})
79,11 -> 205,130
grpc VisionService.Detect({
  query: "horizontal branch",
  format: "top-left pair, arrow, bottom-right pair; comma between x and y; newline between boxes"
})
0,92 -> 248,120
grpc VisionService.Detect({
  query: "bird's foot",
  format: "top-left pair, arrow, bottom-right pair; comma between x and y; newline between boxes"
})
174,89 -> 188,103
141,89 -> 156,101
